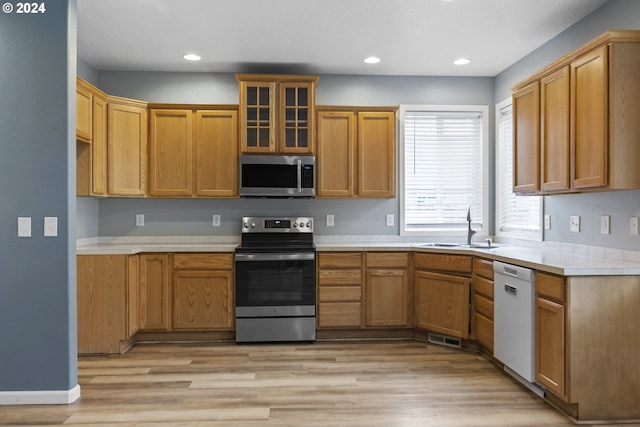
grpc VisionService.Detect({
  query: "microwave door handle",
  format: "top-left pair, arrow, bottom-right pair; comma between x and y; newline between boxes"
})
296,159 -> 302,193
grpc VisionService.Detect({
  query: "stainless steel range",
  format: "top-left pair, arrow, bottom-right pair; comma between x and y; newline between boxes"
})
234,217 -> 316,343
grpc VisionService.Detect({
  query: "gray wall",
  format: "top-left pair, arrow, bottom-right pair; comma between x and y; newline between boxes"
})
494,0 -> 640,251
96,73 -> 494,237
0,0 -> 77,393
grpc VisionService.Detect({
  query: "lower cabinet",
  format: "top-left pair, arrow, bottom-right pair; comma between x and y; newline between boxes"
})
364,252 -> 410,327
472,258 -> 494,352
139,254 -> 172,331
414,253 -> 472,339
172,253 -> 234,330
77,254 -> 139,354
317,252 -> 363,328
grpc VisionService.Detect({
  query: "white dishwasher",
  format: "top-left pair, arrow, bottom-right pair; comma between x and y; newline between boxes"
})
493,261 -> 536,383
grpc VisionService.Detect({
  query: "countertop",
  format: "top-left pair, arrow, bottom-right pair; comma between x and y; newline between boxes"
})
76,239 -> 640,276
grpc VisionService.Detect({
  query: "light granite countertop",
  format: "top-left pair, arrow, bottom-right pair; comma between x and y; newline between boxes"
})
76,238 -> 640,276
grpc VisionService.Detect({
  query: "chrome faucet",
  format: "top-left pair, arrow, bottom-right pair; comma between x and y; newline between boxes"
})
466,206 -> 476,245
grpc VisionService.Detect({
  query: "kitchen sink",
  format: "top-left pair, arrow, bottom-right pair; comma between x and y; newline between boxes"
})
413,242 -> 504,250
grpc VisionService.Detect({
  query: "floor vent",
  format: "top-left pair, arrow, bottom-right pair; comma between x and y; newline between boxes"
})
427,333 -> 462,349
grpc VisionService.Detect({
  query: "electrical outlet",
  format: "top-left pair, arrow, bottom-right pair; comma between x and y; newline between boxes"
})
631,217 -> 639,235
18,217 -> 31,237
570,215 -> 580,233
544,215 -> 551,230
136,214 -> 144,227
600,215 -> 610,235
212,214 -> 221,227
326,214 -> 334,227
386,214 -> 395,227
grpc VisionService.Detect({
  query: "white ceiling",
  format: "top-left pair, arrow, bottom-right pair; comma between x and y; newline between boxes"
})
77,0 -> 609,77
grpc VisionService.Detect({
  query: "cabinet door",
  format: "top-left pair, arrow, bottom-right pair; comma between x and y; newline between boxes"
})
127,255 -> 140,338
139,254 -> 171,331
415,270 -> 470,339
571,45 -> 608,189
357,112 -> 396,197
535,296 -> 566,398
77,255 -> 127,354
149,109 -> 193,197
316,111 -> 356,197
280,82 -> 315,153
239,81 -> 275,153
541,67 -> 570,192
76,80 -> 93,142
108,102 -> 148,196
365,269 -> 409,327
513,81 -> 540,193
92,94 -> 108,195
195,110 -> 238,197
173,270 -> 234,330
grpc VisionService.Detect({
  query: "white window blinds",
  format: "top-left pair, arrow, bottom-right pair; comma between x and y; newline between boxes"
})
403,109 -> 485,232
496,103 -> 542,238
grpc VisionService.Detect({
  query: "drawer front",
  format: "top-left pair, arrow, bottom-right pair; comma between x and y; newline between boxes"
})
474,275 -> 494,299
318,269 -> 362,285
365,252 -> 409,268
474,293 -> 494,320
318,252 -> 362,269
173,253 -> 234,270
475,313 -> 494,351
414,253 -> 472,274
473,257 -> 494,280
319,286 -> 361,302
535,271 -> 565,302
318,302 -> 361,328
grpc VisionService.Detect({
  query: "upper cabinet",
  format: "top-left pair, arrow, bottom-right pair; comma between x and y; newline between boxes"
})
512,30 -> 640,195
316,107 -> 396,198
148,106 -> 238,198
237,74 -> 318,154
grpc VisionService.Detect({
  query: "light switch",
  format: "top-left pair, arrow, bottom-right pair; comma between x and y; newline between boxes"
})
212,214 -> 221,227
386,214 -> 395,227
600,215 -> 610,235
326,214 -> 334,227
136,214 -> 144,227
18,217 -> 31,237
544,215 -> 551,230
44,217 -> 58,237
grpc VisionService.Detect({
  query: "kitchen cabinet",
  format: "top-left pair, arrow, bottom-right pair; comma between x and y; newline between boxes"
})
535,272 -> 567,399
148,107 -> 238,197
472,257 -> 494,352
139,254 -> 171,331
512,30 -> 640,195
364,252 -> 410,328
172,253 -> 234,330
107,96 -> 148,196
237,74 -> 318,154
316,107 -> 396,198
76,77 -> 108,196
77,254 -> 139,354
414,253 -> 472,339
317,252 -> 363,328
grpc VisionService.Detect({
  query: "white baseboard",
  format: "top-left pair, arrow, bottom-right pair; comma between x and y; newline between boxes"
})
0,384 -> 80,405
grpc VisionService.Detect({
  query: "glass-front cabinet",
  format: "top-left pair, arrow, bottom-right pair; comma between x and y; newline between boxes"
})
237,74 -> 318,154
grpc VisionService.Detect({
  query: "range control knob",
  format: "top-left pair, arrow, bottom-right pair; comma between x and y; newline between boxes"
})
251,222 -> 256,228
306,222 -> 311,228
243,222 -> 249,229
293,223 -> 298,228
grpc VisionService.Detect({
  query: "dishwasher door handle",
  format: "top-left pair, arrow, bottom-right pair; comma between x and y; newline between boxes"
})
504,284 -> 517,296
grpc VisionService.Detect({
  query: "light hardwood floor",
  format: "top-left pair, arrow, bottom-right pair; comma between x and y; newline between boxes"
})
0,340 -> 635,426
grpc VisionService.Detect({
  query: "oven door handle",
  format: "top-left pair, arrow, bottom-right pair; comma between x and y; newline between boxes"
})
235,252 -> 315,262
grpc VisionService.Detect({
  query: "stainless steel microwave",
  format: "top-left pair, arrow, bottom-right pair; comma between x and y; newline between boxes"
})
239,155 -> 316,198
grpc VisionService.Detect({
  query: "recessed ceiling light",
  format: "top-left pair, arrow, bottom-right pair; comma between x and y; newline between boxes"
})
364,56 -> 381,64
183,53 -> 201,61
453,58 -> 471,65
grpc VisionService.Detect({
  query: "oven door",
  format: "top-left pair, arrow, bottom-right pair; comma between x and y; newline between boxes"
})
235,252 -> 316,314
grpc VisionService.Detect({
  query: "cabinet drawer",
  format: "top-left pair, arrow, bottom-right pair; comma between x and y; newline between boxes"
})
173,253 -> 233,270
414,253 -> 472,274
473,258 -> 494,280
474,293 -> 493,320
536,271 -> 565,302
318,269 -> 362,285
474,275 -> 494,299
318,302 -> 361,328
365,252 -> 409,268
475,313 -> 494,351
319,286 -> 361,302
318,252 -> 362,268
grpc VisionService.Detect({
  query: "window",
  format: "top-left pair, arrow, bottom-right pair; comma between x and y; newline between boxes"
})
400,105 -> 488,236
495,98 -> 542,240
